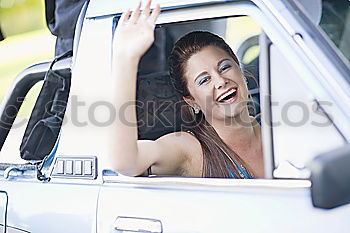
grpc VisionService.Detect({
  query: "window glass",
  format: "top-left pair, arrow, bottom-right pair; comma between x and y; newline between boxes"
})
319,0 -> 350,62
269,44 -> 345,178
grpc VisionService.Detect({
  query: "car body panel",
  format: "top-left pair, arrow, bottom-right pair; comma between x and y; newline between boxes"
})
0,177 -> 100,233
97,177 -> 349,233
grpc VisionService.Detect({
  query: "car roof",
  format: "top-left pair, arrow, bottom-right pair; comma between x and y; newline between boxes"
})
86,0 -> 253,19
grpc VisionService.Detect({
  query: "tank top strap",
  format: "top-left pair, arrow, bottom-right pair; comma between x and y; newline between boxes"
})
237,163 -> 253,179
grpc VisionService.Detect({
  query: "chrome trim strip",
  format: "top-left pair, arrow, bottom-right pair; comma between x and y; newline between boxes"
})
103,175 -> 311,191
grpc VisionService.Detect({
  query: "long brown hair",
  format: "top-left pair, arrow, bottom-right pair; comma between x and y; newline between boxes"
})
169,31 -> 254,178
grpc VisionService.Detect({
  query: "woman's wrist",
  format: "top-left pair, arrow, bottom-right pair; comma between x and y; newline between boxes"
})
113,48 -> 141,64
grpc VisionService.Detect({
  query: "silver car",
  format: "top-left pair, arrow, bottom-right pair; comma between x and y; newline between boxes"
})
0,0 -> 350,232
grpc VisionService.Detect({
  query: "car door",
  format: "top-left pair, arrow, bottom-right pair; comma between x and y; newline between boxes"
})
94,1 -> 350,233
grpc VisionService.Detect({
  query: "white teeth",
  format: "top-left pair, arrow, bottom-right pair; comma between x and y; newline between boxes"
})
217,88 -> 237,102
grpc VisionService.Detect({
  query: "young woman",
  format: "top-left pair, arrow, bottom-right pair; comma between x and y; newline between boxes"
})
110,0 -> 264,178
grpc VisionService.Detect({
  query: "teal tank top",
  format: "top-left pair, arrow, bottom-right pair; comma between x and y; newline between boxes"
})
228,166 -> 253,179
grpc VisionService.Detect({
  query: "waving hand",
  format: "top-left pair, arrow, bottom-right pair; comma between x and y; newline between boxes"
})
113,0 -> 161,61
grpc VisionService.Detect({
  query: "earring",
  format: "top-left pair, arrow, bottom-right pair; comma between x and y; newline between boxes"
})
193,107 -> 200,114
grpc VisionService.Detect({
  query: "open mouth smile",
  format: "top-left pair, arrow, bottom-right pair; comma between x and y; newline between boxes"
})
216,87 -> 238,104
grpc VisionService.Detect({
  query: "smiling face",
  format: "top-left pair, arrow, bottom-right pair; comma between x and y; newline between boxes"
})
183,45 -> 249,121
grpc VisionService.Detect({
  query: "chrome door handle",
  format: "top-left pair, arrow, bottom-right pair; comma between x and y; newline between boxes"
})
113,216 -> 163,233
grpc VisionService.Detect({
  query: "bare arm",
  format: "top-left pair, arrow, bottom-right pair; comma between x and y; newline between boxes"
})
110,1 -> 200,176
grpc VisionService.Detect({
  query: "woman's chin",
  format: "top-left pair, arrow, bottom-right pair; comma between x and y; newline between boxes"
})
216,101 -> 248,120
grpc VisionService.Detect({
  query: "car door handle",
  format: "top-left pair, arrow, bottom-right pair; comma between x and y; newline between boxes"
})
113,216 -> 163,233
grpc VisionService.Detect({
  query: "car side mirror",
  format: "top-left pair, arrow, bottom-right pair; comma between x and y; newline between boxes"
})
309,144 -> 350,209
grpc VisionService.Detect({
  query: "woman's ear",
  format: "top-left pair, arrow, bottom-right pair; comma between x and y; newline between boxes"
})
183,96 -> 201,114
182,96 -> 196,108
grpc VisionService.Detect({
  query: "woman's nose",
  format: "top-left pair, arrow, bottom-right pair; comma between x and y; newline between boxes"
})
214,75 -> 228,89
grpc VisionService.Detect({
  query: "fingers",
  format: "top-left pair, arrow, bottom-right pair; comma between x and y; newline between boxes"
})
143,0 -> 151,16
130,1 -> 141,24
120,9 -> 131,23
150,3 -> 160,23
123,1 -> 160,24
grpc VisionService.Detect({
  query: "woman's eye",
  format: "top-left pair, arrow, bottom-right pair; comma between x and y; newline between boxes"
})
219,61 -> 232,72
197,76 -> 210,86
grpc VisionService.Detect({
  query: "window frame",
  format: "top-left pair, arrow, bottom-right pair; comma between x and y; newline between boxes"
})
153,0 -> 350,179
105,0 -> 308,182
259,0 -> 350,141
99,0 -> 350,185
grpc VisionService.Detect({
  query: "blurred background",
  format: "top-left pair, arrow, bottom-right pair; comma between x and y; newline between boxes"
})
0,0 -> 55,104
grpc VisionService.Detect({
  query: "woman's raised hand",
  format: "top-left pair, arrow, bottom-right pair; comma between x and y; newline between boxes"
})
113,0 -> 160,61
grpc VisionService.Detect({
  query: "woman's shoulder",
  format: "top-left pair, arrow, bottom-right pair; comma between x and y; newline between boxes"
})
161,130 -> 200,143
157,130 -> 201,151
